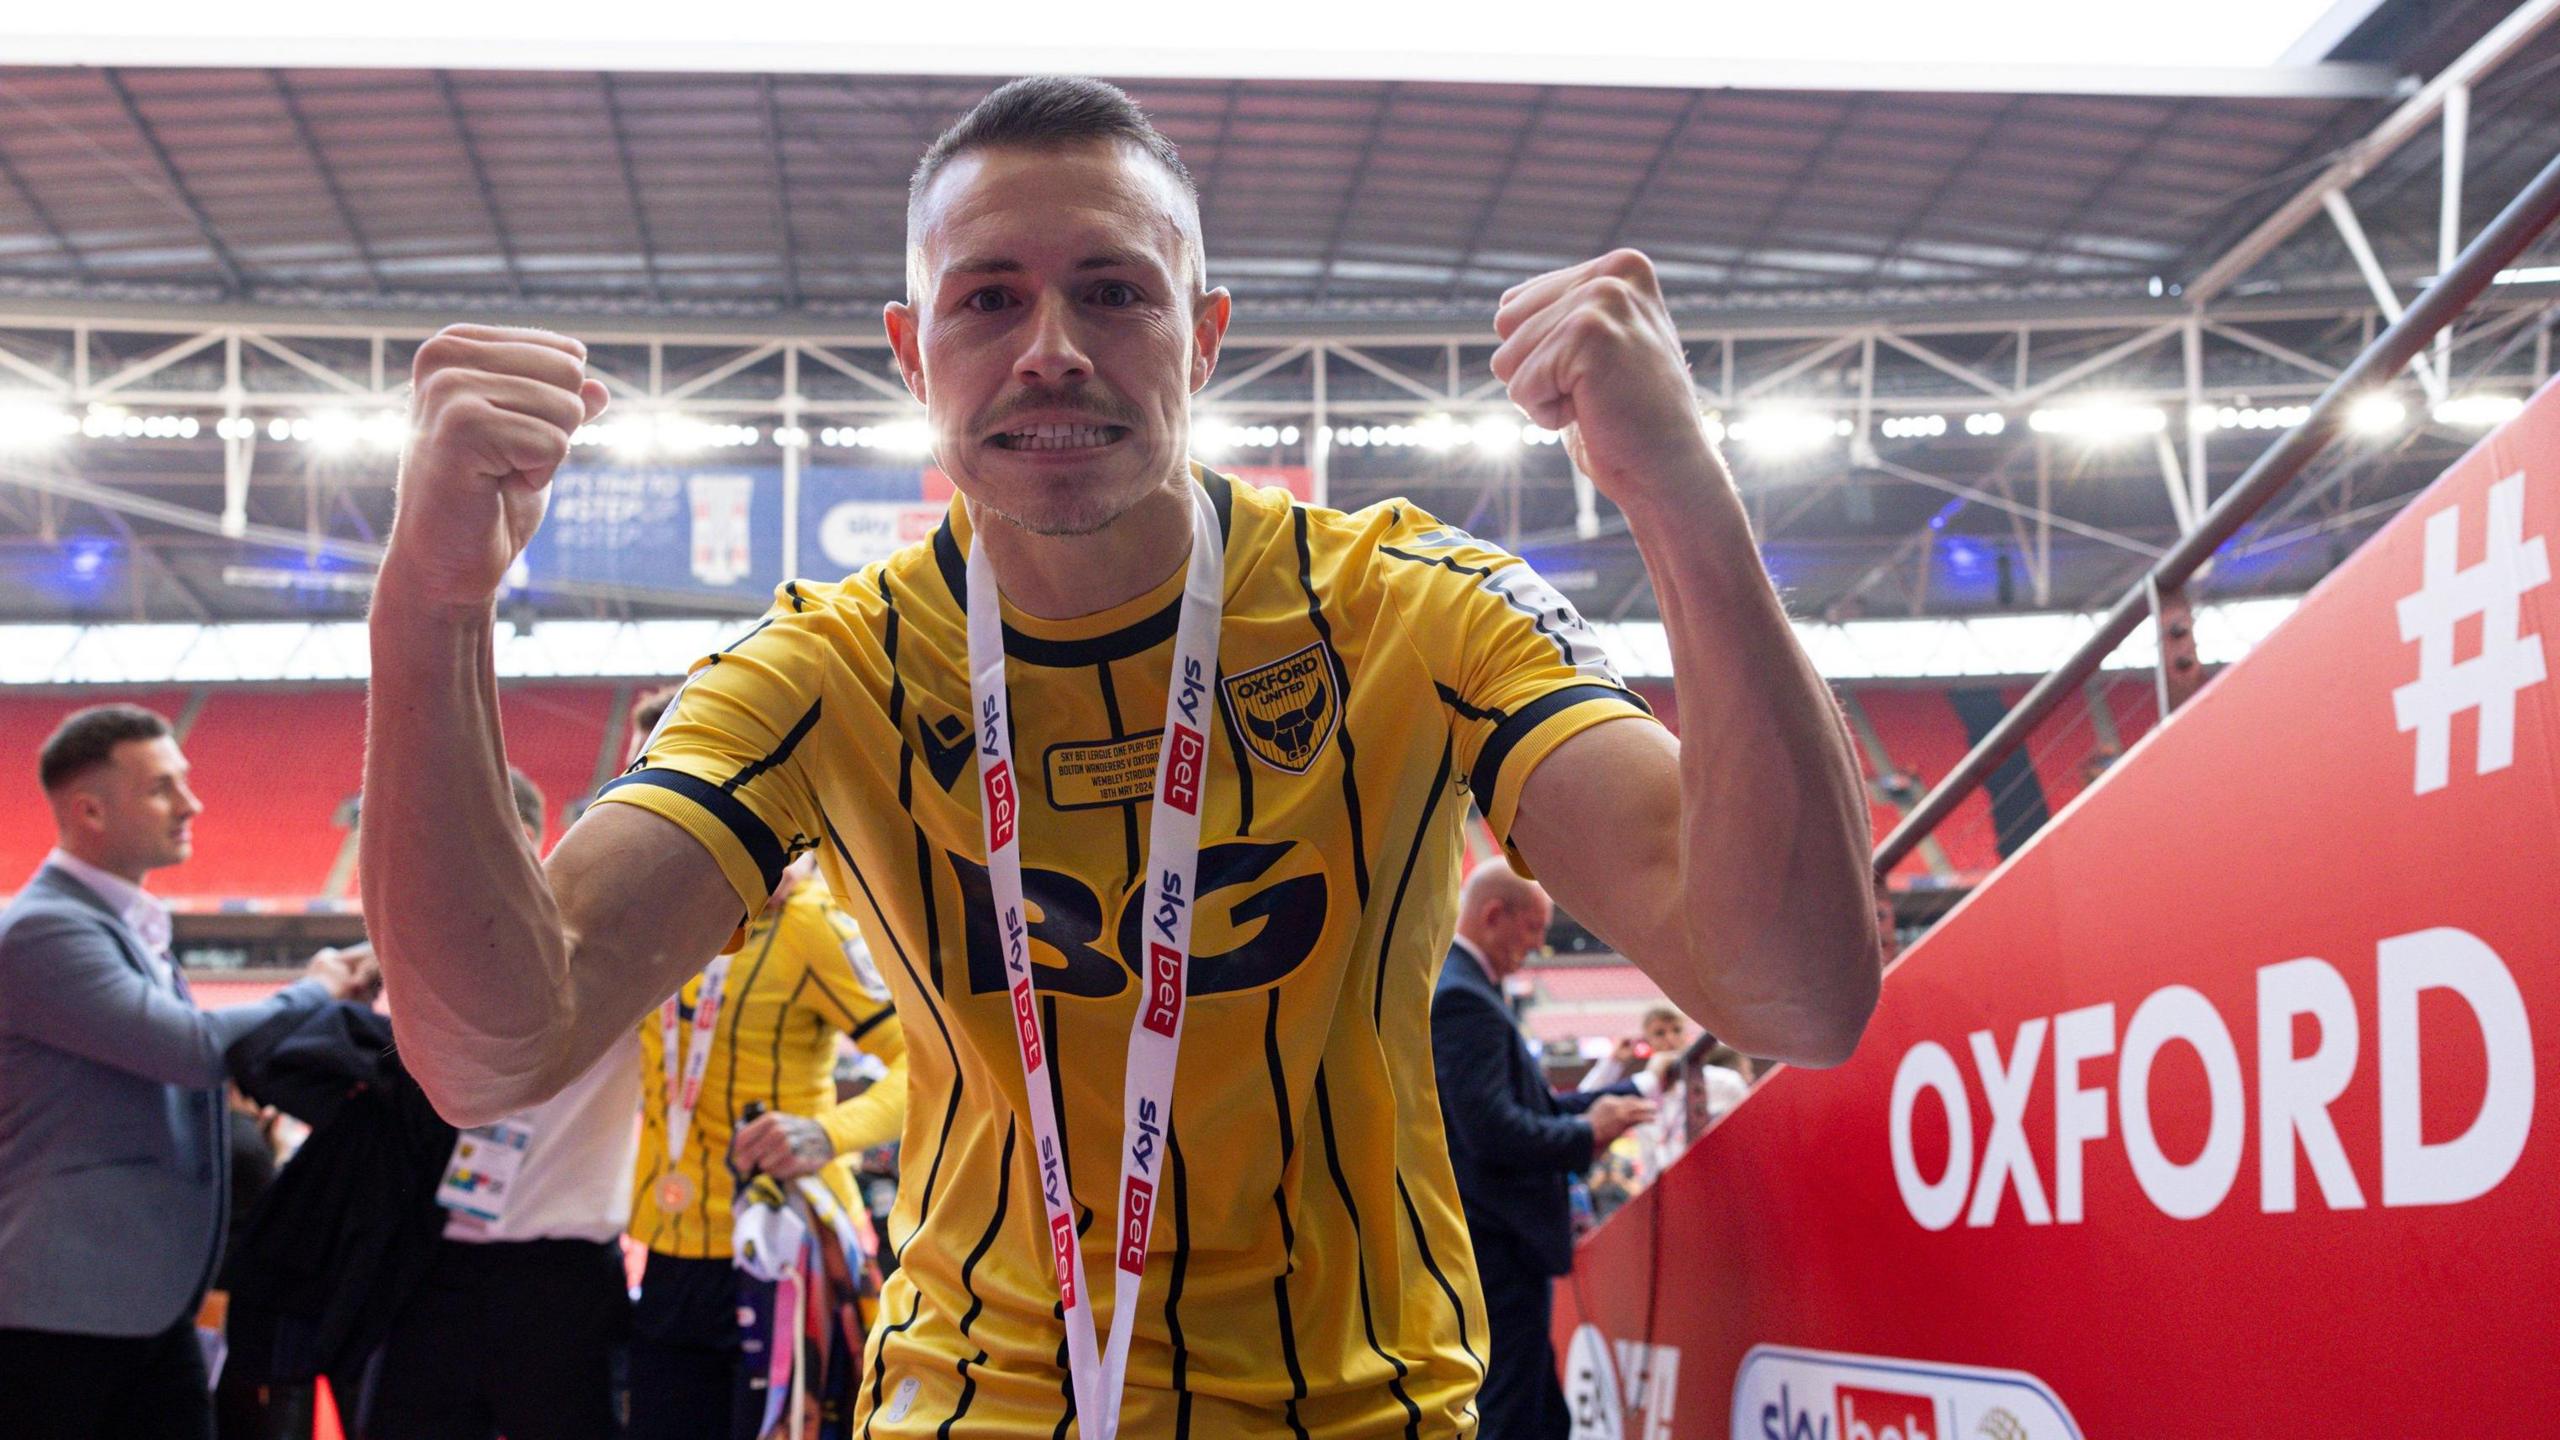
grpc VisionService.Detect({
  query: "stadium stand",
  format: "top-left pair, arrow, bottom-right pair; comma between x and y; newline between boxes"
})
6,675 -> 2155,907
152,688 -> 368,902
1841,684 -> 2007,877
0,681 -> 644,904
494,682 -> 629,846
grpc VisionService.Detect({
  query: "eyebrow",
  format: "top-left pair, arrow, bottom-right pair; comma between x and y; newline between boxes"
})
944,251 -> 1162,278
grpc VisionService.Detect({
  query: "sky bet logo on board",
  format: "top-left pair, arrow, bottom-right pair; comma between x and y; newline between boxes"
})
1731,1348 -> 2080,1440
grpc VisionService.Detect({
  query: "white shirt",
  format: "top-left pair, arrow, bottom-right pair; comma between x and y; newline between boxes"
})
1578,1047 -> 1669,1100
443,1033 -> 642,1246
43,848 -> 175,980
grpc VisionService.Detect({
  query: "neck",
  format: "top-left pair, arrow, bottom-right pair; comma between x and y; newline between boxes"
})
1456,930 -> 1502,975
60,838 -> 147,887
972,467 -> 1195,621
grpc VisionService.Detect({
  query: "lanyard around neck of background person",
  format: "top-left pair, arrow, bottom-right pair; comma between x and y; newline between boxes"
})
656,953 -> 733,1210
963,479 -> 1223,1440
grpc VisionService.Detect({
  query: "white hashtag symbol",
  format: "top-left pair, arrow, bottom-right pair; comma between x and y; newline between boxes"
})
2391,472 -> 2551,795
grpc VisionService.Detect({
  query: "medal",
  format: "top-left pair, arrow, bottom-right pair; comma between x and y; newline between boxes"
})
657,1171 -> 697,1211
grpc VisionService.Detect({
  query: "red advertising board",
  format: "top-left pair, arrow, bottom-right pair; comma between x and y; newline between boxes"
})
1557,378 -> 2560,1438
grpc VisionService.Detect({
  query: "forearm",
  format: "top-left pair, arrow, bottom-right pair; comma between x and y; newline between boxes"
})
362,580 -> 573,1122
814,1055 -> 909,1156
1623,454 -> 1879,1066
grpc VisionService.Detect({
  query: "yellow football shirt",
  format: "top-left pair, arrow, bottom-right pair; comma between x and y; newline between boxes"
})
596,468 -> 1655,1438
631,882 -> 908,1260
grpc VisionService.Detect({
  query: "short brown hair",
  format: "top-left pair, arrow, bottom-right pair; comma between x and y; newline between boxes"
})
630,685 -> 681,740
39,704 -> 171,792
1643,1004 -> 1687,1030
906,76 -> 1205,299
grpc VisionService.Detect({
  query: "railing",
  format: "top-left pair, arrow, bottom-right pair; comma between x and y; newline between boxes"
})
1873,149 -> 2560,878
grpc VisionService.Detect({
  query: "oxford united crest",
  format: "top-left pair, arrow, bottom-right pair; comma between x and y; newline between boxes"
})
1223,643 -> 1338,774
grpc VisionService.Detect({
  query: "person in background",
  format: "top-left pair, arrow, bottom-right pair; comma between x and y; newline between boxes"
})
1433,862 -> 1654,1440
357,768 -> 641,1440
619,688 -> 912,1440
1579,1002 -> 1695,1096
212,1084 -> 283,1440
0,703 -> 373,1440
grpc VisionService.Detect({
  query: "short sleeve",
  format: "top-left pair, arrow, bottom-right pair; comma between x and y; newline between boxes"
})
1374,506 -> 1658,862
588,597 -> 836,918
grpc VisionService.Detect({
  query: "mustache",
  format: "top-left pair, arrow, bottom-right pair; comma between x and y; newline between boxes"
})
976,385 -> 1143,433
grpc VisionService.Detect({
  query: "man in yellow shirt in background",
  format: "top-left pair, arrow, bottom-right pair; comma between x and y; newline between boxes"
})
621,690 -> 910,1440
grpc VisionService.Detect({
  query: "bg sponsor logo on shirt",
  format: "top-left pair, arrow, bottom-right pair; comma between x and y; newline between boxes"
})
954,840 -> 1327,1006
1730,1347 -> 2080,1440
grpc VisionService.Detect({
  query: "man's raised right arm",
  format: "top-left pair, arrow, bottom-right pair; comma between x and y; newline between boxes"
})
363,325 -> 741,1126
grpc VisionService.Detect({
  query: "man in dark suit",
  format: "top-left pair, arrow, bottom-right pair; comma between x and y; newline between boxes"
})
1433,861 -> 1654,1440
0,703 -> 373,1440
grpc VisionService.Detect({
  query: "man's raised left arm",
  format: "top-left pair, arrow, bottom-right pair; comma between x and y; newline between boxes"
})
1490,249 -> 1880,1068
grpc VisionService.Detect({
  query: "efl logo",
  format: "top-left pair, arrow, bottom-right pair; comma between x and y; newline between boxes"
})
1010,979 -> 1043,1071
1838,1387 -> 1939,1440
1119,1176 -> 1156,1273
1163,725 -> 1206,815
983,760 -> 1018,849
1143,943 -> 1185,1036
1049,1212 -> 1079,1309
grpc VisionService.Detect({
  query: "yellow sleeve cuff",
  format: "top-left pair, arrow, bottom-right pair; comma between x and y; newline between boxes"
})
589,769 -> 784,921
1475,689 -> 1656,875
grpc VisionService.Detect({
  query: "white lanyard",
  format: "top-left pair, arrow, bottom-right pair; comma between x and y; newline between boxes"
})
659,955 -> 733,1175
964,481 -> 1223,1440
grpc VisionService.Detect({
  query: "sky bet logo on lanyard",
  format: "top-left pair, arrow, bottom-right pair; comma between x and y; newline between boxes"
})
962,482 -> 1227,1440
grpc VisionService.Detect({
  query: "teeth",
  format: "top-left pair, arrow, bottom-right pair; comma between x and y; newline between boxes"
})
1000,423 -> 1117,451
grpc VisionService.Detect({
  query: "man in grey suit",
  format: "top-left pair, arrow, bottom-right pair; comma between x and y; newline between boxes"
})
0,703 -> 375,1440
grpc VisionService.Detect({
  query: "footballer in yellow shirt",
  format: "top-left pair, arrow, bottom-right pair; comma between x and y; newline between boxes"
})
363,74 -> 1880,1440
630,878 -> 907,1260
598,471 -> 1652,1437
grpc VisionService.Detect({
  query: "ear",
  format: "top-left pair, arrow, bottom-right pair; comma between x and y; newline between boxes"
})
883,301 -> 928,404
1190,288 -> 1233,394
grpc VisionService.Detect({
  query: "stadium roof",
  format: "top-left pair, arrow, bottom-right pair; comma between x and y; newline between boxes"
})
0,0 -> 2549,323
0,0 -> 2556,639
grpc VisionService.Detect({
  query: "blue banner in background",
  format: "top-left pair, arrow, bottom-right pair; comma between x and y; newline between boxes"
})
518,464 -> 937,603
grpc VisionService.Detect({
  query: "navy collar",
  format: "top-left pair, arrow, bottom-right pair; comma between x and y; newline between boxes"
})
930,465 -> 1237,668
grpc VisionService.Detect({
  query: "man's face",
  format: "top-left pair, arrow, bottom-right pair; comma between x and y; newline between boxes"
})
1488,891 -> 1555,979
63,736 -> 201,875
887,141 -> 1231,539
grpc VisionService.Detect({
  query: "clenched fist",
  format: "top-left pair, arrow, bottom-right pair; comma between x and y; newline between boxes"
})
382,324 -> 610,609
1490,249 -> 1725,509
